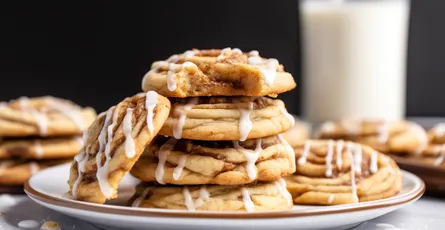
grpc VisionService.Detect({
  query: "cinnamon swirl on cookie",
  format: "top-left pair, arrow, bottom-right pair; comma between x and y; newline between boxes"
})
285,140 -> 402,205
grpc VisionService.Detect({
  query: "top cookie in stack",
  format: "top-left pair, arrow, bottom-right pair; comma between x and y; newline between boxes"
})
142,48 -> 296,98
0,96 -> 96,187
129,48 -> 297,212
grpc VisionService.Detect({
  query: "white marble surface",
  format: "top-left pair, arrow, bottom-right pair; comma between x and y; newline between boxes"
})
0,195 -> 444,230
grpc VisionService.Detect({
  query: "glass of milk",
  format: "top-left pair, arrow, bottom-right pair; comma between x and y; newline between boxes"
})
301,0 -> 410,126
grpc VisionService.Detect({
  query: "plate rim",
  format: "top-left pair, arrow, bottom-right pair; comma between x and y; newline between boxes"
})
24,167 -> 425,219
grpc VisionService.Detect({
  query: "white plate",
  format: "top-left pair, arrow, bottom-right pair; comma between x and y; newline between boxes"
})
25,163 -> 424,230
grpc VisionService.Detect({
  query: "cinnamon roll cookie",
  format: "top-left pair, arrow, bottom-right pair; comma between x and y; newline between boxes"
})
159,97 -> 295,141
281,117 -> 310,148
68,92 -> 171,204
142,48 -> 296,98
0,96 -> 96,137
129,179 -> 293,212
317,120 -> 428,154
0,159 -> 69,185
0,136 -> 83,159
412,123 -> 445,166
130,135 -> 296,185
285,140 -> 402,205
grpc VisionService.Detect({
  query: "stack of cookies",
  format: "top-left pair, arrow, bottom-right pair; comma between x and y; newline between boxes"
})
0,96 -> 96,191
68,48 -> 298,212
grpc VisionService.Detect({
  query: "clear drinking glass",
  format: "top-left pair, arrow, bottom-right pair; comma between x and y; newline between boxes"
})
300,0 -> 411,126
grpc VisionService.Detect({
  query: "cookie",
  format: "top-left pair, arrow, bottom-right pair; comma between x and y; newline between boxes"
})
284,140 -> 402,205
281,117 -> 310,148
317,120 -> 428,154
129,179 -> 293,212
159,97 -> 295,141
0,96 -> 96,137
0,136 -> 83,160
68,91 -> 171,204
130,135 -> 296,185
141,48 -> 296,98
0,159 -> 69,185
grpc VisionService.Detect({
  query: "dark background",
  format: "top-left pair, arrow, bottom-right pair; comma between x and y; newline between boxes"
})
0,1 -> 443,116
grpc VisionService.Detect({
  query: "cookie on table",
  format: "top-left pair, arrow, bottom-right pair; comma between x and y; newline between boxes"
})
159,97 -> 295,141
284,140 -> 402,205
0,159 -> 70,185
0,96 -> 96,137
0,136 -> 83,160
67,91 -> 171,204
317,119 -> 428,154
130,135 -> 296,185
129,180 -> 293,212
142,48 -> 296,98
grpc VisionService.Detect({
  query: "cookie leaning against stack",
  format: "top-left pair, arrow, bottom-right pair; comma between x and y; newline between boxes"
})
130,48 -> 296,212
0,96 -> 96,188
68,48 -> 297,212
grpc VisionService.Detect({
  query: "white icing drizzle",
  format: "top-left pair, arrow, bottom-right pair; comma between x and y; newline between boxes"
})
275,178 -> 293,206
217,47 -> 242,60
378,122 -> 391,143
155,138 -> 177,184
132,187 -> 152,207
194,186 -> 210,207
34,140 -> 44,159
247,50 -> 279,85
19,97 -> 48,136
173,98 -> 199,139
325,140 -> 334,177
434,144 -> 445,166
173,155 -> 188,180
409,122 -> 428,154
370,151 -> 379,174
241,187 -> 254,212
123,108 -> 136,158
346,142 -> 359,203
433,123 -> 445,137
167,63 -> 182,91
248,50 -> 259,57
327,194 -> 334,204
18,220 -> 40,229
143,51 -> 198,92
72,131 -> 90,197
48,98 -> 84,130
183,186 -> 196,211
29,162 -> 39,175
353,144 -> 362,174
298,140 -> 311,165
336,140 -> 344,170
238,102 -> 254,141
233,138 -> 263,180
76,136 -> 84,147
95,107 -> 118,198
145,91 -> 158,134
384,156 -> 395,174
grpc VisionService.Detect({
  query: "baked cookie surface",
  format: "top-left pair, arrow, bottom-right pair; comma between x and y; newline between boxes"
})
0,136 -> 83,160
0,96 -> 96,137
159,97 -> 295,141
142,48 -> 296,98
129,179 -> 293,212
317,120 -> 428,154
67,92 -> 171,204
285,140 -> 402,205
130,135 -> 296,185
0,159 -> 69,185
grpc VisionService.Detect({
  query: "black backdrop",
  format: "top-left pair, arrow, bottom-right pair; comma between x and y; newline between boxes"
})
0,1 -> 443,116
